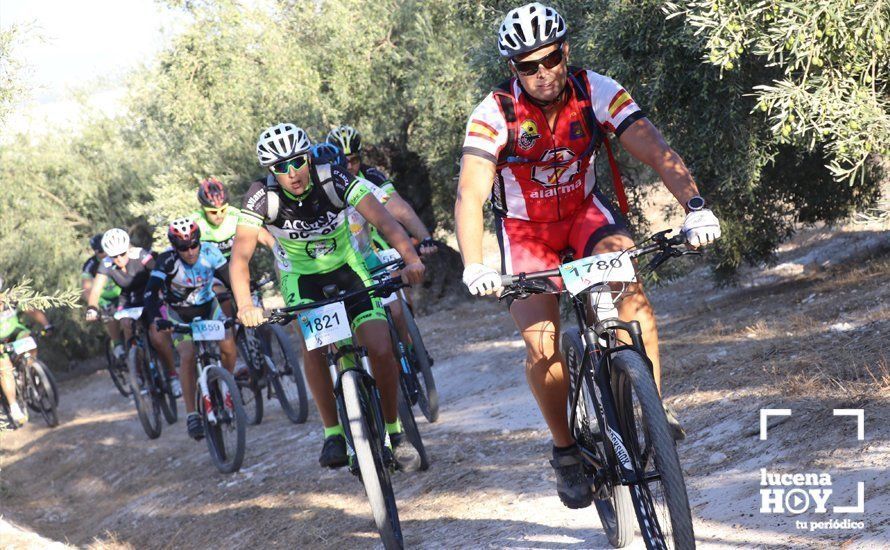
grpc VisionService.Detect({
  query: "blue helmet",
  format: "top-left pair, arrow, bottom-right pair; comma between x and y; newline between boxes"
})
311,142 -> 346,166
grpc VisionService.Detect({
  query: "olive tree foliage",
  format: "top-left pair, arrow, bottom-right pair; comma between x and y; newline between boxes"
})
668,0 -> 890,183
571,1 -> 885,277
0,25 -> 27,130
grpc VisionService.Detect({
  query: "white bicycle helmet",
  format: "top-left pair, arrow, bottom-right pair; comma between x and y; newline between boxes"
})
497,3 -> 567,58
101,228 -> 130,257
256,123 -> 312,167
326,125 -> 362,156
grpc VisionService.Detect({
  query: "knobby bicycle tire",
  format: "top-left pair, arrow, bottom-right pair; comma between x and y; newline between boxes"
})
235,330 -> 264,425
341,369 -> 403,549
105,338 -> 130,397
156,359 -> 178,426
261,324 -> 308,424
203,365 -> 247,474
612,349 -> 694,550
128,346 -> 161,439
561,328 -> 634,548
28,361 -> 58,428
400,300 -> 438,423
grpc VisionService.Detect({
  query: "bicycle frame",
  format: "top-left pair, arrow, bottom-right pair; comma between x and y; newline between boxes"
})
565,287 -> 662,490
194,338 -> 223,424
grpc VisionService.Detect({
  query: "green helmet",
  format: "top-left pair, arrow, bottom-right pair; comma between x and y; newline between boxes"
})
326,125 -> 362,156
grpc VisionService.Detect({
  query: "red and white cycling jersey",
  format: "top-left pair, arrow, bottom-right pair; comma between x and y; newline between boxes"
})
462,69 -> 644,223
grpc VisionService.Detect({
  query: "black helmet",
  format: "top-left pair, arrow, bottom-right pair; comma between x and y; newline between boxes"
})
90,234 -> 104,253
326,125 -> 362,156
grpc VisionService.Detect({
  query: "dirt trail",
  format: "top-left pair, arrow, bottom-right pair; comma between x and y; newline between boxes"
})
1,224 -> 888,549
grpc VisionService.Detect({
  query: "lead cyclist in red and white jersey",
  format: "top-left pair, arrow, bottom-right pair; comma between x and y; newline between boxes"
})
455,2 -> 721,509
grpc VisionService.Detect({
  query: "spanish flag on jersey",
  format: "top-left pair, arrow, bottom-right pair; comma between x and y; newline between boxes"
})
468,119 -> 498,142
608,89 -> 634,119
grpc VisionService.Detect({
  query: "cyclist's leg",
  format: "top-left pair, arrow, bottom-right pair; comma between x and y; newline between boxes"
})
177,339 -> 197,413
498,213 -> 574,446
0,353 -> 18,411
149,323 -> 177,378
354,317 -> 399,423
590,233 -> 662,389
279,271 -> 340,430
510,294 -> 573,446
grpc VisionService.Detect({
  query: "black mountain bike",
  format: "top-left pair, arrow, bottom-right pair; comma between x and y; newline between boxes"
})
371,251 -> 439,423
0,335 -> 58,428
118,307 -> 178,439
501,229 -> 699,550
267,276 -> 427,550
231,279 -> 308,426
160,317 -> 247,474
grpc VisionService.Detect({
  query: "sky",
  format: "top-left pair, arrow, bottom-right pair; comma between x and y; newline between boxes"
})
1,0 -> 187,135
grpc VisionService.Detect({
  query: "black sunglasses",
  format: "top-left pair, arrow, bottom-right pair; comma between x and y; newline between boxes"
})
511,45 -> 565,76
175,242 -> 200,252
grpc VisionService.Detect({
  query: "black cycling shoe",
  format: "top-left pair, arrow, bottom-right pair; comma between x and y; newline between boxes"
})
186,413 -> 204,441
319,435 -> 348,469
550,445 -> 593,509
390,431 -> 421,472
663,404 -> 687,441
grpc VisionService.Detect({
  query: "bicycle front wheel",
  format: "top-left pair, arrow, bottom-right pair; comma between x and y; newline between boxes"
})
128,346 -> 161,439
235,331 -> 263,425
105,338 -> 130,397
203,365 -> 247,474
612,349 -> 694,550
28,361 -> 58,427
561,328 -> 634,548
341,369 -> 403,549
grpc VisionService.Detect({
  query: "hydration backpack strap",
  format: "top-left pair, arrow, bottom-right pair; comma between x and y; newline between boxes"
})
492,79 -> 517,166
264,174 -> 280,223
570,68 -> 630,215
313,163 -> 345,209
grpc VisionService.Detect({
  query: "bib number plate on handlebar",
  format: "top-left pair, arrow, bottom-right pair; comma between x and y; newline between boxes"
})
191,320 -> 226,341
559,252 -> 636,296
114,307 -> 144,321
376,248 -> 401,264
299,301 -> 351,351
11,336 -> 37,355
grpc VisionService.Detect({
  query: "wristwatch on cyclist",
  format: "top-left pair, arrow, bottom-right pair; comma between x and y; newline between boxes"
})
685,196 -> 706,212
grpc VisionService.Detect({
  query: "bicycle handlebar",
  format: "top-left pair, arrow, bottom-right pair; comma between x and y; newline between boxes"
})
264,275 -> 408,325
500,228 -> 696,295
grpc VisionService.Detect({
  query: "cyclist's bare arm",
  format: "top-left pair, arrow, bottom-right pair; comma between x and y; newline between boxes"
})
81,277 -> 93,303
455,154 -> 497,265
384,193 -> 432,242
87,273 -> 108,309
618,118 -> 700,210
230,225 -> 259,312
257,226 -> 276,249
22,309 -> 49,326
356,195 -> 421,267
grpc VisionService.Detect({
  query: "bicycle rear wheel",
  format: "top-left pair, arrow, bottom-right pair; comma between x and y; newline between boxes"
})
562,329 -> 634,548
156,362 -> 178,426
128,346 -> 161,439
105,338 -> 130,397
28,361 -> 58,427
235,331 -> 263,425
260,324 -> 308,424
203,365 -> 247,474
612,349 -> 694,550
341,369 -> 403,549
400,300 -> 438,423
397,382 -> 429,471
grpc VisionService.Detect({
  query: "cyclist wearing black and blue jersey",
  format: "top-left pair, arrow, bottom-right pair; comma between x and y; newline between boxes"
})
144,218 -> 238,440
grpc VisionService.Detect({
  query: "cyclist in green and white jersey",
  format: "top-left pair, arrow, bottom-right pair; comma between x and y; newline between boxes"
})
326,125 -> 437,258
82,234 -> 124,359
191,178 -> 277,258
232,123 -> 425,470
1,277 -> 54,425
